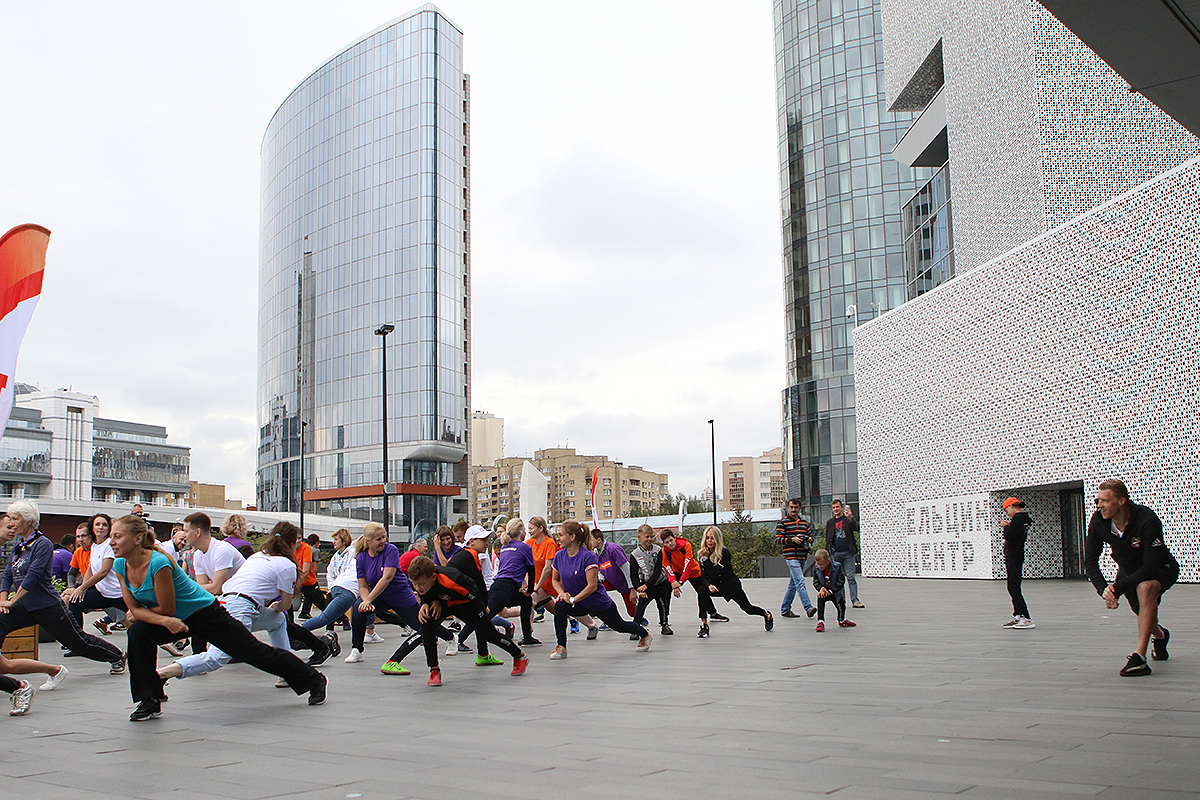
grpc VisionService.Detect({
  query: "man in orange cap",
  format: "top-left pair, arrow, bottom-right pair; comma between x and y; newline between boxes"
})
1000,497 -> 1034,629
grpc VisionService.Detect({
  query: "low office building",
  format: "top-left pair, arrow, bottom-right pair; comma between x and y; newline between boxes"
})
722,448 -> 786,512
0,385 -> 190,507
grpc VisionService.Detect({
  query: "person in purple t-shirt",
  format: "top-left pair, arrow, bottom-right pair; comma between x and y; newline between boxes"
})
488,531 -> 540,647
51,533 -> 76,586
548,520 -> 651,660
588,530 -> 636,618
343,522 -> 421,665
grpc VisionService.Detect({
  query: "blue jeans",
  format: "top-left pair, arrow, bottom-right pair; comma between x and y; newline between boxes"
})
301,586 -> 356,631
833,551 -> 859,603
175,595 -> 291,678
781,559 -> 813,614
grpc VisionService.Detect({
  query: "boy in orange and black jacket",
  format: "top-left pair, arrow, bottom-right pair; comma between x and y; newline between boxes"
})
402,554 -> 527,685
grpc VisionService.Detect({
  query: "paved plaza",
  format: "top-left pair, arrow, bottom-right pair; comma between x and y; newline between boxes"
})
4,577 -> 1200,800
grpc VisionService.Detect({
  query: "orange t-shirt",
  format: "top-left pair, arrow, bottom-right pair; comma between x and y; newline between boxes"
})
527,536 -> 558,590
70,545 -> 91,574
294,542 -> 317,586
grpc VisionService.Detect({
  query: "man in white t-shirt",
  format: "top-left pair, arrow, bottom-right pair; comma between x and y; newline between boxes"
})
186,511 -> 245,595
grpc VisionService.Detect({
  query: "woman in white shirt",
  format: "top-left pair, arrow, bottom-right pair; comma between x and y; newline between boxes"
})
158,521 -> 302,682
300,529 -> 360,634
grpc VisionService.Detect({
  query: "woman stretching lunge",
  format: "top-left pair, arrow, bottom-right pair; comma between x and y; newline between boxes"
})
548,520 -> 650,660
110,515 -> 327,722
697,526 -> 773,632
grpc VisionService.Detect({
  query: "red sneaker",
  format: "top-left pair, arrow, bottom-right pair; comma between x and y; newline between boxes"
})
815,621 -> 825,632
427,668 -> 442,687
839,620 -> 856,627
511,656 -> 528,676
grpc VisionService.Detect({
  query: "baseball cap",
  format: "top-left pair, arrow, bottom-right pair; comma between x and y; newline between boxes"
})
464,525 -> 491,541
1002,497 -> 1024,510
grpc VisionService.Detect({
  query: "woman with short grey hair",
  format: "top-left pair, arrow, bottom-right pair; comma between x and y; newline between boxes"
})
0,501 -> 125,677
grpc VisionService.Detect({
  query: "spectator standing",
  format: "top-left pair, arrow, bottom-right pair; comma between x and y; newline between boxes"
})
777,499 -> 816,619
825,500 -> 863,608
1001,497 -> 1035,629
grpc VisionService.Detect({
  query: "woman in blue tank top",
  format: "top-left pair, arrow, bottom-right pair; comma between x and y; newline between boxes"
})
110,515 -> 328,722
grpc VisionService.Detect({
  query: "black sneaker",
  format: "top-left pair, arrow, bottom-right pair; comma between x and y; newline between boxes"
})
1152,627 -> 1170,661
780,611 -> 801,618
110,655 -> 127,675
517,637 -> 542,647
586,626 -> 598,641
697,625 -> 710,639
130,699 -> 161,722
765,612 -> 774,632
306,645 -> 332,667
324,631 -> 341,658
308,673 -> 328,706
661,624 -> 673,636
709,613 -> 730,623
1119,653 -> 1151,677
629,632 -> 640,641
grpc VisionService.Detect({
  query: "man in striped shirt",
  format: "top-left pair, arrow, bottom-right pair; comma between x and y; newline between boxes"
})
778,499 -> 816,618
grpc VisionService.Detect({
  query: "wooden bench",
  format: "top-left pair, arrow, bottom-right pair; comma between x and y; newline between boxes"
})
1,626 -> 38,661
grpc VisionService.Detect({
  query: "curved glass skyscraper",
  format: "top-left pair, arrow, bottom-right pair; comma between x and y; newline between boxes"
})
257,5 -> 469,532
773,0 -> 927,521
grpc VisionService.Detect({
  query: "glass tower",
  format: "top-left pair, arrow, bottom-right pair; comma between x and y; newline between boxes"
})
773,0 -> 927,521
257,5 -> 469,533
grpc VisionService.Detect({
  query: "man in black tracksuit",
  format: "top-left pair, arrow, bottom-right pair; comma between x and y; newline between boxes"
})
1001,497 -> 1034,628
1083,479 -> 1179,677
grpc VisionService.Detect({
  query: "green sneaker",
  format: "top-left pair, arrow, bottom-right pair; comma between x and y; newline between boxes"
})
380,661 -> 410,675
475,654 -> 503,667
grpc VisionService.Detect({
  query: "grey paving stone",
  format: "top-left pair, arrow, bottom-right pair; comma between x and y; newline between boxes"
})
2,578 -> 1199,800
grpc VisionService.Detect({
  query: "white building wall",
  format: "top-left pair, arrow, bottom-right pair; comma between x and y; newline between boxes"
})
854,156 -> 1200,580
17,390 -> 98,501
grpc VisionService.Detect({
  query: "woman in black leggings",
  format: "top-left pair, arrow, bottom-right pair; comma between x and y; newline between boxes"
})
697,526 -> 773,632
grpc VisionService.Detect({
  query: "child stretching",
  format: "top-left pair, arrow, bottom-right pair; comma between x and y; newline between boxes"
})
812,549 -> 856,632
630,524 -> 672,635
402,556 -> 527,686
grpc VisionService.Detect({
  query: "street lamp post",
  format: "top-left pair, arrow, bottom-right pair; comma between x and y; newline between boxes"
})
707,419 -> 717,526
299,419 -> 307,534
375,323 -> 395,532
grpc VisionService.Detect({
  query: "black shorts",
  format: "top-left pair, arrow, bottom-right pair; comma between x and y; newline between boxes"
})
1119,562 -> 1179,607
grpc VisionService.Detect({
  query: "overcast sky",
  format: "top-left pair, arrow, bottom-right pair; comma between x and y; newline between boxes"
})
0,1 -> 784,505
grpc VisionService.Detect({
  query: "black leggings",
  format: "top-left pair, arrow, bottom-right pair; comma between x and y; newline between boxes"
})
1005,546 -> 1030,619
298,583 -> 328,617
554,600 -> 647,647
0,674 -> 18,693
633,582 -> 672,626
351,599 -> 423,651
0,599 -> 122,665
688,577 -> 718,620
67,588 -> 127,628
817,592 -> 846,622
487,578 -> 533,641
390,603 -> 522,668
126,602 -> 322,702
287,619 -> 327,653
710,585 -> 769,619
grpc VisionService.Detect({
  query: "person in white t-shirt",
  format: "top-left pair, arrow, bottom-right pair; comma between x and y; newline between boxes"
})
62,513 -> 129,632
158,521 -> 307,682
186,511 -> 245,595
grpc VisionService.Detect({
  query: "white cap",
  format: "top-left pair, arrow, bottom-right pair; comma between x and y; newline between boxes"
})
464,525 -> 491,542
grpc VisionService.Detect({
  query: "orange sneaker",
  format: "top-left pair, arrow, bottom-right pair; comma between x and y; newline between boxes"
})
427,668 -> 442,687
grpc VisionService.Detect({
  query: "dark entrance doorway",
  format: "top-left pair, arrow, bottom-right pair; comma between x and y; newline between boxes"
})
1060,487 -> 1086,578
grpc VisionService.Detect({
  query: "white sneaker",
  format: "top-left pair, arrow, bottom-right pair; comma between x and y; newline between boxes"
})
274,676 -> 290,688
1001,616 -> 1020,628
10,680 -> 34,716
38,666 -> 67,692
364,632 -> 385,644
1013,617 -> 1036,629
445,640 -> 459,656
344,648 -> 364,663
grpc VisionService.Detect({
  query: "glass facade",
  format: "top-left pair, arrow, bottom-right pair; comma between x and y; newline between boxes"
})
257,7 -> 469,518
92,445 -> 189,487
903,161 -> 954,298
773,0 -> 928,521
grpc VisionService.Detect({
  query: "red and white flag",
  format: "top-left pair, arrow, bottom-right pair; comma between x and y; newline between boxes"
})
0,224 -> 50,433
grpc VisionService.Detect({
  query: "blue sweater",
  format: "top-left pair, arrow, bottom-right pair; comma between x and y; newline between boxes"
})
1,532 -> 60,611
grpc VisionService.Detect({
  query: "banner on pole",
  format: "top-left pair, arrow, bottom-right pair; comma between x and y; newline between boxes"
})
0,224 -> 50,435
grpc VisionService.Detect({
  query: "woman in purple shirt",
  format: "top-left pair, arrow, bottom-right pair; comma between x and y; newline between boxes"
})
548,520 -> 651,660
343,522 -> 435,666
